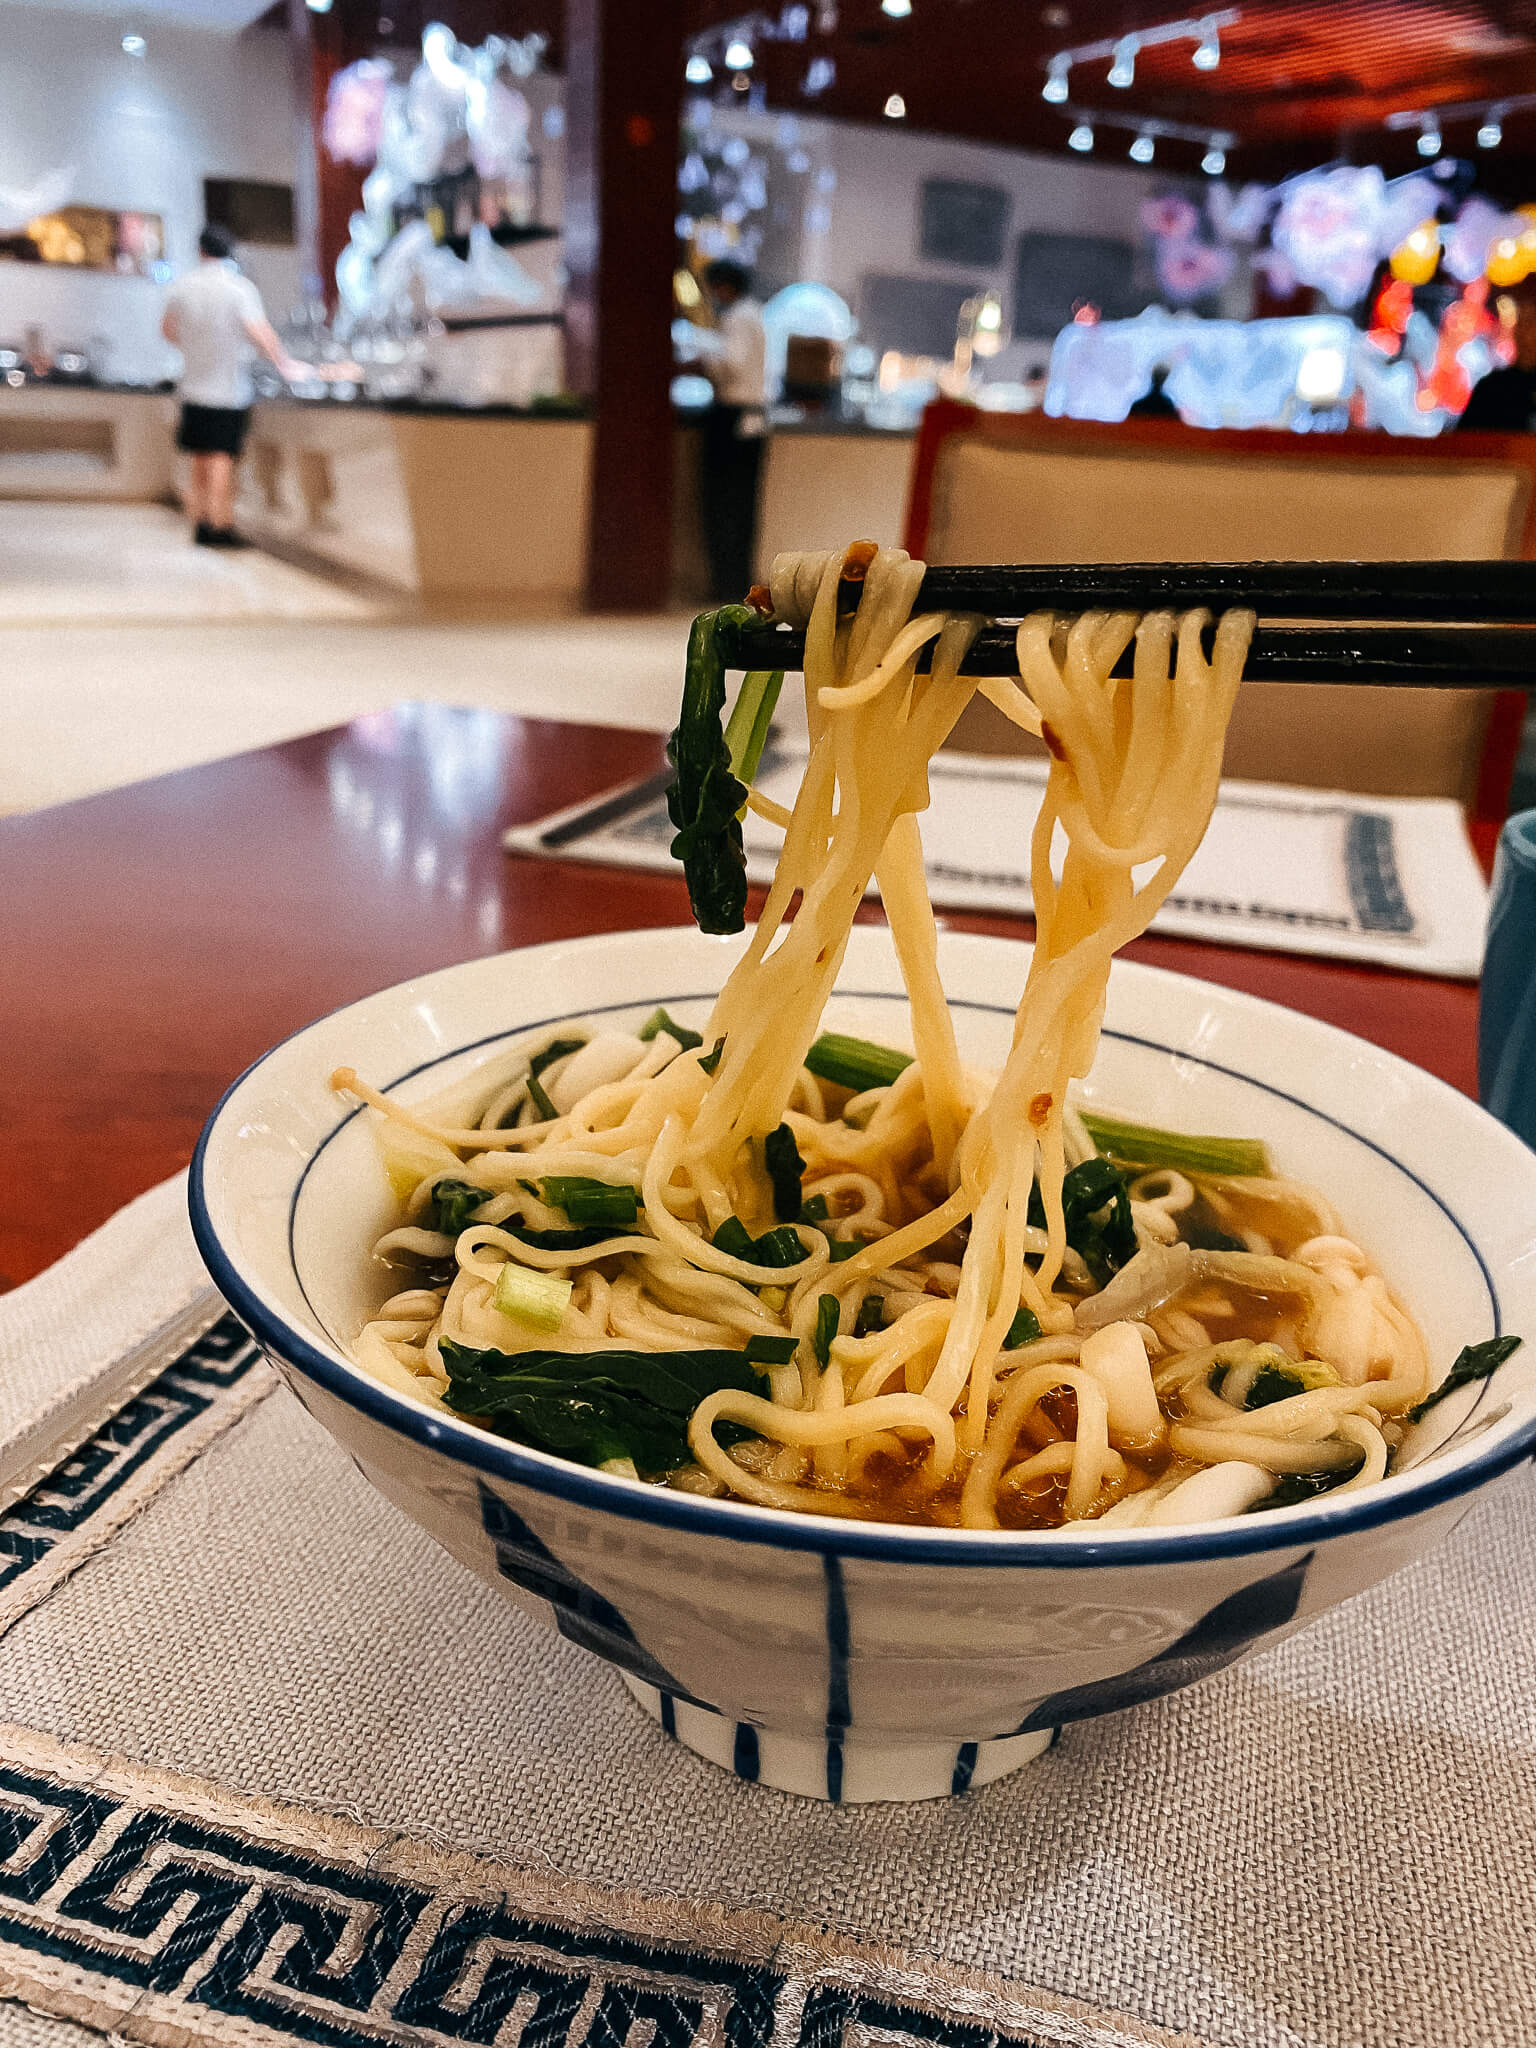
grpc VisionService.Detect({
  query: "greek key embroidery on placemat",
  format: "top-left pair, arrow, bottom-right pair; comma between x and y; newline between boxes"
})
0,1723 -> 1207,2048
0,1313 -> 275,1637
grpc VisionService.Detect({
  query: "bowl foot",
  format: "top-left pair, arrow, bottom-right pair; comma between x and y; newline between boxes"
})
620,1675 -> 1057,1802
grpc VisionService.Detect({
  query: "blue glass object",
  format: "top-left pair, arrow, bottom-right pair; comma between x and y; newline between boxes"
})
1478,810 -> 1536,1150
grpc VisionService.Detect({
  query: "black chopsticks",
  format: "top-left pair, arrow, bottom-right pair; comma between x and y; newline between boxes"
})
719,561 -> 1536,688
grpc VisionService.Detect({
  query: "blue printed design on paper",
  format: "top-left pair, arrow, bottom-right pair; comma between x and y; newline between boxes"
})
0,1312 -> 262,1591
0,1751 -> 1080,2047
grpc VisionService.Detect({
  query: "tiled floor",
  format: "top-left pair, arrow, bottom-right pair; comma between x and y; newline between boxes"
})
0,502 -> 379,627
0,503 -> 726,816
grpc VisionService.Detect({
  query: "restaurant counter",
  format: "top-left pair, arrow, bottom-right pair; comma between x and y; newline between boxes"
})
0,381 -> 177,499
243,396 -> 594,604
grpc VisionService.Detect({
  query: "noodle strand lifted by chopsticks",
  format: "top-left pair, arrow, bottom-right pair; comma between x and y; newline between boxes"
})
336,543 -> 1451,1533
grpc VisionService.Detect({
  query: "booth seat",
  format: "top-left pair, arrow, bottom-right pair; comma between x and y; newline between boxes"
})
904,403 -> 1535,818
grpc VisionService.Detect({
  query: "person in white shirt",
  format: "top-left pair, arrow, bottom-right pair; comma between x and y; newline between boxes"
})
699,258 -> 768,601
160,224 -> 301,548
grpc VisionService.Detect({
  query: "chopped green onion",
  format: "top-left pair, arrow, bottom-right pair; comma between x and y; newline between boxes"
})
744,1334 -> 800,1365
759,1285 -> 788,1313
804,1033 -> 913,1094
699,1037 -> 726,1075
540,1176 -> 640,1228
854,1293 -> 885,1338
752,1225 -> 809,1267
723,667 -> 786,799
492,1262 -> 573,1332
828,1238 -> 864,1263
712,1216 -> 756,1262
1003,1306 -> 1042,1350
764,1123 -> 806,1221
1079,1112 -> 1271,1179
800,1193 -> 830,1224
637,1007 -> 703,1051
712,1217 -> 807,1269
813,1294 -> 840,1366
600,1455 -> 640,1480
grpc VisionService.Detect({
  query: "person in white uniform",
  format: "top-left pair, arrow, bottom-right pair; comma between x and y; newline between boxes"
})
699,258 -> 768,601
160,224 -> 300,547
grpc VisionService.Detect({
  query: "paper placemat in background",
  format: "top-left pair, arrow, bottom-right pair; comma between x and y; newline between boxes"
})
504,745 -> 1490,979
2,1188 -> 1535,2048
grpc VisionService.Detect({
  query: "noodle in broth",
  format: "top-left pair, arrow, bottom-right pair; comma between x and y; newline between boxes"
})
331,544 -> 1482,1532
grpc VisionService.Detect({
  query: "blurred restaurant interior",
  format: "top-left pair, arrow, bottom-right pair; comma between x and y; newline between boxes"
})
7,0 -> 1536,806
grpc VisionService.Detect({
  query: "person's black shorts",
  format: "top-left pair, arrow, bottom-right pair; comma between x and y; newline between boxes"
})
176,402 -> 251,457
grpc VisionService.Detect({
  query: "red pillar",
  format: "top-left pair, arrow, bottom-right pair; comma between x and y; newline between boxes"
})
564,0 -> 685,611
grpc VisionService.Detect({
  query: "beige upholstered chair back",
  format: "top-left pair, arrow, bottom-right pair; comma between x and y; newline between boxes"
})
924,430 -> 1530,804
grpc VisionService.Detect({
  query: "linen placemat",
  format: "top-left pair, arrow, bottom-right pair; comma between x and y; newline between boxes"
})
1,1187 -> 1534,2048
503,746 -> 1490,978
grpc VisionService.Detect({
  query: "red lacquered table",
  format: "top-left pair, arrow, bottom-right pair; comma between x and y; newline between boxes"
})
0,701 -> 1486,1292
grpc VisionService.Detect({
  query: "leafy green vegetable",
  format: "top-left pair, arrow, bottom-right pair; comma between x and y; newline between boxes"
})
503,1221 -> 634,1253
665,605 -> 759,934
637,1007 -> 703,1052
440,1339 -> 766,1474
804,1033 -> 914,1094
813,1294 -> 840,1366
540,1176 -> 640,1229
531,1037 -> 586,1079
699,1037 -> 726,1075
1406,1334 -> 1523,1424
519,1036 -> 587,1124
526,1071 -> 558,1121
1183,1223 -> 1248,1253
764,1123 -> 806,1221
1247,1459 -> 1365,1512
1003,1305 -> 1043,1350
743,1334 -> 799,1365
723,667 -> 785,793
1079,1112 -> 1271,1179
1244,1363 -> 1310,1409
1028,1158 -> 1136,1287
492,1263 -> 572,1331
801,1193 -> 830,1224
712,1217 -> 809,1269
428,1178 -> 495,1235
854,1293 -> 886,1339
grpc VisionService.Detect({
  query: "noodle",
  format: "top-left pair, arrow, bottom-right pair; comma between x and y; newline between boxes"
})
332,542 -> 1466,1534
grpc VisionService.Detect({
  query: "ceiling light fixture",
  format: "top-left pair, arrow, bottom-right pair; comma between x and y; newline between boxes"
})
684,53 -> 712,83
884,92 -> 907,118
880,0 -> 912,14
1192,16 -> 1221,68
1067,122 -> 1094,152
121,30 -> 146,53
724,37 -> 754,68
1043,54 -> 1070,103
1478,109 -> 1504,148
1416,115 -> 1441,157
1201,141 -> 1226,174
1129,130 -> 1155,162
1108,35 -> 1137,87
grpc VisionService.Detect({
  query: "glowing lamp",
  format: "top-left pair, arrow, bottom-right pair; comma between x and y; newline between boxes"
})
1389,220 -> 1439,286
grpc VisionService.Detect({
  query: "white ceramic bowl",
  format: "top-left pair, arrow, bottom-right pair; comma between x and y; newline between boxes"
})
191,926 -> 1536,1802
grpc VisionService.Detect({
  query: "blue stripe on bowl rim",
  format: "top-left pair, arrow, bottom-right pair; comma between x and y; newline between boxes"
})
189,981 -> 1536,1572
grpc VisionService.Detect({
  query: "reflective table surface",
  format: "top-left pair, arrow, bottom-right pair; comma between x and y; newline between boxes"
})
0,701 -> 1485,1290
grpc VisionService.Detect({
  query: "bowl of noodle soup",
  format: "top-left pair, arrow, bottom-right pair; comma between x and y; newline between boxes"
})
192,922 -> 1536,1804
